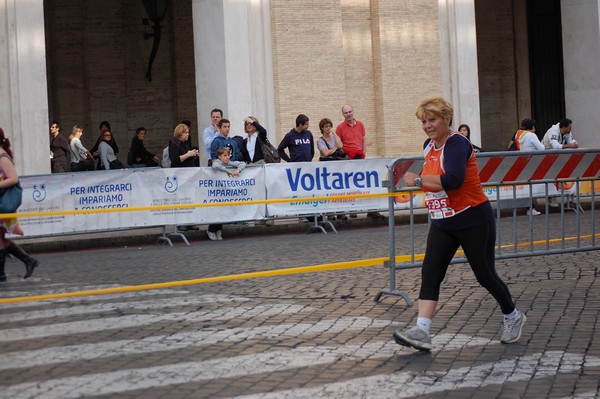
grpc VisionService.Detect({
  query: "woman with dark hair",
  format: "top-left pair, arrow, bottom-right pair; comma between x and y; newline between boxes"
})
128,127 -> 159,167
317,117 -> 346,161
91,121 -> 119,154
98,131 -> 124,170
457,124 -> 482,153
0,128 -> 39,282
317,117 -> 348,220
91,121 -> 119,169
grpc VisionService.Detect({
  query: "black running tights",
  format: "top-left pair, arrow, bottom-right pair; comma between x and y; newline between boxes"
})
418,220 -> 515,315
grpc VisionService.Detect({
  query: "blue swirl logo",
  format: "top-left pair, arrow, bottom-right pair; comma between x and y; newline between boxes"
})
32,184 -> 46,202
164,176 -> 178,193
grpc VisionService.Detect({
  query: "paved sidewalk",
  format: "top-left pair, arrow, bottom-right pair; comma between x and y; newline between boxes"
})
1,217 -> 599,398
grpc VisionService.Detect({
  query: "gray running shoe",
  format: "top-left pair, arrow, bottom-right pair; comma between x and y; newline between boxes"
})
393,326 -> 432,351
501,311 -> 527,343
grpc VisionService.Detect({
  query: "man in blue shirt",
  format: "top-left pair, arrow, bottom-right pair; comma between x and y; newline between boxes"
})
203,108 -> 223,166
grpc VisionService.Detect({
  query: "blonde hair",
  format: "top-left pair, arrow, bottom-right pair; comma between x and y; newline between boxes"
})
244,116 -> 259,133
68,125 -> 83,143
415,96 -> 453,126
173,123 -> 189,139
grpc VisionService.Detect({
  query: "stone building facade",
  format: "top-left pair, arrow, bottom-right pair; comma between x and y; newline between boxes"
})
0,0 -> 597,175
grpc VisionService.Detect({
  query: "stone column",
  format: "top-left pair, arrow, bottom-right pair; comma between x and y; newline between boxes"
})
369,0 -> 444,156
0,0 -> 50,175
561,0 -> 600,148
438,0 -> 482,145
192,0 -> 276,167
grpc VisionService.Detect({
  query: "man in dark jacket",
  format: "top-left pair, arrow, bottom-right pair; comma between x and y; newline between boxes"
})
277,114 -> 314,162
50,121 -> 69,173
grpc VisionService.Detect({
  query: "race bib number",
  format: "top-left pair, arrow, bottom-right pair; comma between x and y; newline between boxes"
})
425,191 -> 455,219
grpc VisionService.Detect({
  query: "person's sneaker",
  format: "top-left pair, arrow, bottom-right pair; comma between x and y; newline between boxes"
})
187,225 -> 199,231
393,326 -> 432,351
548,198 -> 560,208
501,311 -> 527,344
527,209 -> 541,216
216,230 -> 223,240
177,226 -> 189,231
265,219 -> 275,226
207,231 -> 218,241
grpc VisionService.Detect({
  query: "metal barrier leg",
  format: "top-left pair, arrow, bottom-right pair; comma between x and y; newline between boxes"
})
157,226 -> 190,246
305,215 -> 337,234
157,226 -> 173,247
565,194 -> 584,213
374,290 -> 414,305
374,261 -> 414,306
321,219 -> 337,234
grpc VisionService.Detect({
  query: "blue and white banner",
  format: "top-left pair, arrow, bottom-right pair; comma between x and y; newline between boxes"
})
264,159 -> 392,216
16,159 -> 578,237
15,160 -> 412,237
17,166 -> 265,237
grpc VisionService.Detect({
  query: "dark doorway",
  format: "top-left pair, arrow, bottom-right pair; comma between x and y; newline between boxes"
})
527,0 -> 565,135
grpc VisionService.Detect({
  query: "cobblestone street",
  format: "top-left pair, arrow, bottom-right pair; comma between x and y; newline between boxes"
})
1,220 -> 599,398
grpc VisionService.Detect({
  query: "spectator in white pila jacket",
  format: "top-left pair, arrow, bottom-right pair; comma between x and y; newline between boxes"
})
542,118 -> 579,150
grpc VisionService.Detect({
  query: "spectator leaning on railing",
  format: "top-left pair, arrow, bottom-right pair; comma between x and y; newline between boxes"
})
542,118 -> 578,150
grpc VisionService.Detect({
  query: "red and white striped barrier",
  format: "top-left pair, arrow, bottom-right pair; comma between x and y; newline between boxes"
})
392,149 -> 600,188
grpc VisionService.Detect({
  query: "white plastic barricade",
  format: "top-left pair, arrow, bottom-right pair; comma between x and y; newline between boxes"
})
17,166 -> 265,237
15,160 -> 402,238
264,159 -> 391,217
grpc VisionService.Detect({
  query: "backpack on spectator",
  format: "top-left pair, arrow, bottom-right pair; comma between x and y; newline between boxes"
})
162,144 -> 171,168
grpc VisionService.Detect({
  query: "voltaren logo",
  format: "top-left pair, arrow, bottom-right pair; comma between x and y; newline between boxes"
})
285,167 -> 380,191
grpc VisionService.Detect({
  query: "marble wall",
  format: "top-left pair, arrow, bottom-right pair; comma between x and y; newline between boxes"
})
561,0 -> 600,148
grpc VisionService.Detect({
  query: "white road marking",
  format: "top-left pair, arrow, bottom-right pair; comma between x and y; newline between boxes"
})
0,289 -> 193,308
2,287 -> 593,398
0,303 -> 310,342
0,284 -> 126,300
0,294 -> 251,322
0,317 -> 398,371
557,391 -> 600,399
231,351 -> 600,399
4,346 -> 598,399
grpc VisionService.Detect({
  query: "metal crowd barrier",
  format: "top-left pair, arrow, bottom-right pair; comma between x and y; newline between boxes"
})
375,149 -> 600,305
